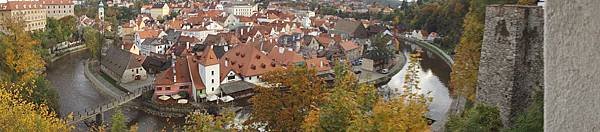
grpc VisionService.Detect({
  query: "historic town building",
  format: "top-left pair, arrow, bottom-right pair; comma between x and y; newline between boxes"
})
0,0 -> 47,32
41,0 -> 74,19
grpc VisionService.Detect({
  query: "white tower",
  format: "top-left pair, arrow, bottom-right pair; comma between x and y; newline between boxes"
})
198,46 -> 221,96
98,1 -> 105,21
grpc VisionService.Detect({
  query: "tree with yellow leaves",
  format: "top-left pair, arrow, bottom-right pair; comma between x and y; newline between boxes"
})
348,52 -> 430,132
248,66 -> 325,131
184,109 -> 236,132
0,82 -> 71,131
0,18 -> 45,82
518,0 -> 537,5
302,59 -> 429,132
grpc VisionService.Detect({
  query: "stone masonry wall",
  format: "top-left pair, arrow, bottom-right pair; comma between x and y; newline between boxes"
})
476,5 -> 544,128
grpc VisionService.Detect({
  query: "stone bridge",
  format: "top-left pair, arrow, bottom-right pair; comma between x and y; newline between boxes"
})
399,36 -> 455,66
65,85 -> 154,125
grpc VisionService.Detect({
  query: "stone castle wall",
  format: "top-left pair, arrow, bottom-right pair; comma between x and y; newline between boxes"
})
476,5 -> 544,128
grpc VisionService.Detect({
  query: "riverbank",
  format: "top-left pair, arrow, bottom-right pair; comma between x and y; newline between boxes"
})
49,45 -> 87,63
83,60 -> 125,98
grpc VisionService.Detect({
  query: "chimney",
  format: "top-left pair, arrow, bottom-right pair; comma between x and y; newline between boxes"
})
241,29 -> 244,36
171,53 -> 176,62
330,34 -> 334,38
225,60 -> 228,67
278,47 -> 284,54
172,53 -> 177,82
121,44 -> 124,49
224,45 -> 229,51
320,60 -> 323,67
186,42 -> 190,49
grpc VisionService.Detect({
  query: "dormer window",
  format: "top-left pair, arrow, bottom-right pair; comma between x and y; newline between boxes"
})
251,65 -> 256,70
256,55 -> 261,59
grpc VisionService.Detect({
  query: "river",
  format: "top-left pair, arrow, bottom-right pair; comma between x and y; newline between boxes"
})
386,43 -> 453,129
46,51 -> 176,131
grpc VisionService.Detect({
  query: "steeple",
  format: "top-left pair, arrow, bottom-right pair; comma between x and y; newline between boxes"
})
98,1 -> 105,21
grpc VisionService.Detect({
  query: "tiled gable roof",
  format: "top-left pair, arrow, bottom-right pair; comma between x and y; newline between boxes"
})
220,44 -> 282,76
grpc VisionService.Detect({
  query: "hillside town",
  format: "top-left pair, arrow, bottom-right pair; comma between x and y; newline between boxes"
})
90,0 -> 413,105
0,0 -> 556,131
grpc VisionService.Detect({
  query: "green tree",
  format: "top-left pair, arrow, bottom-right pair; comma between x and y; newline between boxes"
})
509,90 -> 543,132
446,103 -> 503,132
83,27 -> 102,59
248,66 -> 325,131
110,108 -> 126,132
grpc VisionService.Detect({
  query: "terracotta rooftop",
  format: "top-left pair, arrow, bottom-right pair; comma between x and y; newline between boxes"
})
339,40 -> 359,51
137,29 -> 161,39
221,44 -> 282,77
306,57 -> 331,72
199,46 -> 219,66
187,55 -> 205,90
0,1 -> 44,10
267,46 -> 305,66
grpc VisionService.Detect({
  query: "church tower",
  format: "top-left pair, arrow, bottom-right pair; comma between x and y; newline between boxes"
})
98,1 -> 105,21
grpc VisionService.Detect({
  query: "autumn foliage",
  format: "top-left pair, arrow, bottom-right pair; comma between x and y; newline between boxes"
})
248,66 -> 325,131
0,82 -> 71,131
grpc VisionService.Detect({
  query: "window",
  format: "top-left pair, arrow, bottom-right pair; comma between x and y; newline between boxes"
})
157,87 -> 162,90
136,69 -> 139,74
211,71 -> 214,75
212,87 -> 214,91
211,79 -> 214,83
228,76 -> 235,80
248,77 -> 252,80
180,86 -> 189,89
166,87 -> 171,90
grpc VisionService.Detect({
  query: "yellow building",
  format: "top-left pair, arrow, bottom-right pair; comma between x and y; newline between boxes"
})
150,3 -> 169,19
41,0 -> 75,19
0,0 -> 47,32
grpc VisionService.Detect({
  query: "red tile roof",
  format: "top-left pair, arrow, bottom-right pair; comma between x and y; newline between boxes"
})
187,55 -> 205,90
221,44 -> 282,76
267,46 -> 305,66
306,57 -> 331,72
199,46 -> 219,65
0,1 -> 44,10
137,29 -> 161,39
339,40 -> 359,51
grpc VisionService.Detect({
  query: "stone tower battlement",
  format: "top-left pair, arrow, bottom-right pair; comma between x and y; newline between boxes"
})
476,5 -> 544,128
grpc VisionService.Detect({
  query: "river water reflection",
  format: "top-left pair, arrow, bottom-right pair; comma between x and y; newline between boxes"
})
386,43 -> 452,128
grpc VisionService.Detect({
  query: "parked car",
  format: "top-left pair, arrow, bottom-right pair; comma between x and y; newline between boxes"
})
354,69 -> 362,74
379,68 -> 389,74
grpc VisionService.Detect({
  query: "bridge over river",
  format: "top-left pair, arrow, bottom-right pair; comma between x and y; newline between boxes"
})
65,85 -> 153,124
